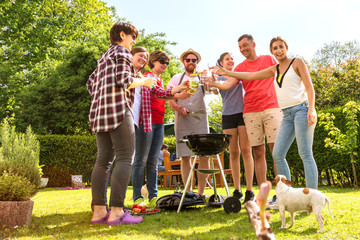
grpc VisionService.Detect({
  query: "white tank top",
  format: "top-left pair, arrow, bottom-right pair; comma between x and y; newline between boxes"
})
274,58 -> 308,109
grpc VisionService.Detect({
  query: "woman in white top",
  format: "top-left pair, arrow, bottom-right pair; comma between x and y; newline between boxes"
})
210,36 -> 318,189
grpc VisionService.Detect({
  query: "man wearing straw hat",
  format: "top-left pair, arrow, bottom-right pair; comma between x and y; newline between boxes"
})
167,48 -> 209,198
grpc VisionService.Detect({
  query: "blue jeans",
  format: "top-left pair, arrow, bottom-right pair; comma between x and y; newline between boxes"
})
272,102 -> 318,188
132,123 -> 164,200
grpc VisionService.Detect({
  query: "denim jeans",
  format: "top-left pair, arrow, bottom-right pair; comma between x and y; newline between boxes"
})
272,102 -> 318,189
132,123 -> 164,201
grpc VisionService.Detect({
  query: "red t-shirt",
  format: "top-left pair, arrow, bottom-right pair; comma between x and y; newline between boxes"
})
151,78 -> 166,124
234,55 -> 279,113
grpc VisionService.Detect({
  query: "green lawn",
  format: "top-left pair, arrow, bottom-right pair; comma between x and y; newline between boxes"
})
2,186 -> 360,239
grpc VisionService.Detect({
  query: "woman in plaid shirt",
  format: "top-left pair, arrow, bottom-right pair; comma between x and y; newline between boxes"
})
132,50 -> 191,208
88,22 -> 156,226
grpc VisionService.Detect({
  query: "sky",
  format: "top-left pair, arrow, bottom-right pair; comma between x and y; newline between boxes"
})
103,0 -> 360,70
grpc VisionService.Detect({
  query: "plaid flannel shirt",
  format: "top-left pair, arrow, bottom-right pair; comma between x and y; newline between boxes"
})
87,44 -> 136,133
139,73 -> 173,132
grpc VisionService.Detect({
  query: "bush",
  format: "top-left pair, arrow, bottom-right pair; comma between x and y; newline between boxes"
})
42,164 -> 73,187
0,119 -> 41,188
0,170 -> 37,201
38,135 -> 96,185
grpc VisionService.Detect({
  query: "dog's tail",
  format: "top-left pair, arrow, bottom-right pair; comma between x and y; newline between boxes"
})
325,196 -> 334,219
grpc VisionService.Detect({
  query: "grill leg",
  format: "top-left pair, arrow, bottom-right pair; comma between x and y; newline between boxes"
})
177,155 -> 198,213
216,154 -> 231,197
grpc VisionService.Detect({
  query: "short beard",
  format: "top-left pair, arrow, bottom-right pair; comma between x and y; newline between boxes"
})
185,64 -> 195,74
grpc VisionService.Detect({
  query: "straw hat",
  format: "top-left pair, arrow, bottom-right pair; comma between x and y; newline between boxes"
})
180,48 -> 201,63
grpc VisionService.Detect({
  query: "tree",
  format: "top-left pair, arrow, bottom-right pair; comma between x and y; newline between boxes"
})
13,31 -> 182,134
0,0 -> 116,120
311,40 -> 360,70
318,101 -> 360,189
311,55 -> 360,109
2,0 -> 183,134
207,95 -> 223,127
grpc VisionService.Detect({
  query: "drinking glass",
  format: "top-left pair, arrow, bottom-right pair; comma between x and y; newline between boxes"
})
189,74 -> 199,94
146,73 -> 157,89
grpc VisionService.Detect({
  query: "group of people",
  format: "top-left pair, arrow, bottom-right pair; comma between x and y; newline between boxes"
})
87,21 -> 319,226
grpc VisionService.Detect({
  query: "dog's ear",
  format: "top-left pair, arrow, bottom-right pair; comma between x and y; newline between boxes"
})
285,180 -> 293,186
273,175 -> 280,185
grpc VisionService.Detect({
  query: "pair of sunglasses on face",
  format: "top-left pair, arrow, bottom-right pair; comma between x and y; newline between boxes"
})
159,60 -> 169,66
185,58 -> 197,63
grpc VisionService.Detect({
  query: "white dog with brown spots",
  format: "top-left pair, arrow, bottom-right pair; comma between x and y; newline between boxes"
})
273,175 -> 333,233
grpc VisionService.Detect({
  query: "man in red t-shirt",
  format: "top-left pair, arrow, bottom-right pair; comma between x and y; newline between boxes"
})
207,34 -> 282,203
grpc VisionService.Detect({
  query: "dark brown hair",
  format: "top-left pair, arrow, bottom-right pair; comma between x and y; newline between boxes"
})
238,34 -> 254,43
217,52 -> 232,67
131,46 -> 149,73
270,36 -> 288,51
148,50 -> 170,69
110,22 -> 138,44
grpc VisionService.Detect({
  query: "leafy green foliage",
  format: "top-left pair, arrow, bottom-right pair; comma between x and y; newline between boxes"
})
0,0 -> 115,122
311,48 -> 360,109
2,3 -> 182,134
38,135 -> 97,185
0,119 -> 41,188
163,135 -> 176,154
319,101 -> 360,188
0,170 -> 37,201
207,95 -> 223,127
42,165 -> 73,187
14,43 -> 106,134
311,40 -> 360,70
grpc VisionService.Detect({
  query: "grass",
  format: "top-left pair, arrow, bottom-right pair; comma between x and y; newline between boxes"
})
1,186 -> 360,239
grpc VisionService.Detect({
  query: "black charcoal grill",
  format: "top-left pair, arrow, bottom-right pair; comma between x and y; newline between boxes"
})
177,134 -> 242,213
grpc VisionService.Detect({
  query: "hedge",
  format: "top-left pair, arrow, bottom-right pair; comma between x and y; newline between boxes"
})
38,135 -> 96,187
38,107 -> 360,187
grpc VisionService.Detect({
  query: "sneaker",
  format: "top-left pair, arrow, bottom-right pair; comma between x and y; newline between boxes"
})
107,210 -> 143,225
232,189 -> 244,201
148,197 -> 158,209
134,197 -> 146,207
268,195 -> 276,205
243,190 -> 255,204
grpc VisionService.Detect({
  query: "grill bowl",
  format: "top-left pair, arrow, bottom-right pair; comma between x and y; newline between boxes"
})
183,134 -> 232,156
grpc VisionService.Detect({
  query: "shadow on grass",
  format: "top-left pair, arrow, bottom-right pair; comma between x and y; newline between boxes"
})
8,206 -> 258,239
269,210 -> 324,235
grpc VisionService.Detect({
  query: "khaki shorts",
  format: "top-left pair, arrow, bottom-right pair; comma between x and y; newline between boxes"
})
243,108 -> 283,147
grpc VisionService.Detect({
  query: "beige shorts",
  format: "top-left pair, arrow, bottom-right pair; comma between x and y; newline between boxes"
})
243,108 -> 283,147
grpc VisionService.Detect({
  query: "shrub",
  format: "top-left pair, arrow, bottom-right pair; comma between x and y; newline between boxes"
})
0,170 -> 37,201
42,164 -> 73,187
38,135 -> 96,185
0,119 -> 41,188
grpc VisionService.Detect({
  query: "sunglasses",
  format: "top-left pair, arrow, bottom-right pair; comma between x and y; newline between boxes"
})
185,59 -> 197,63
131,34 -> 137,40
160,60 -> 169,66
